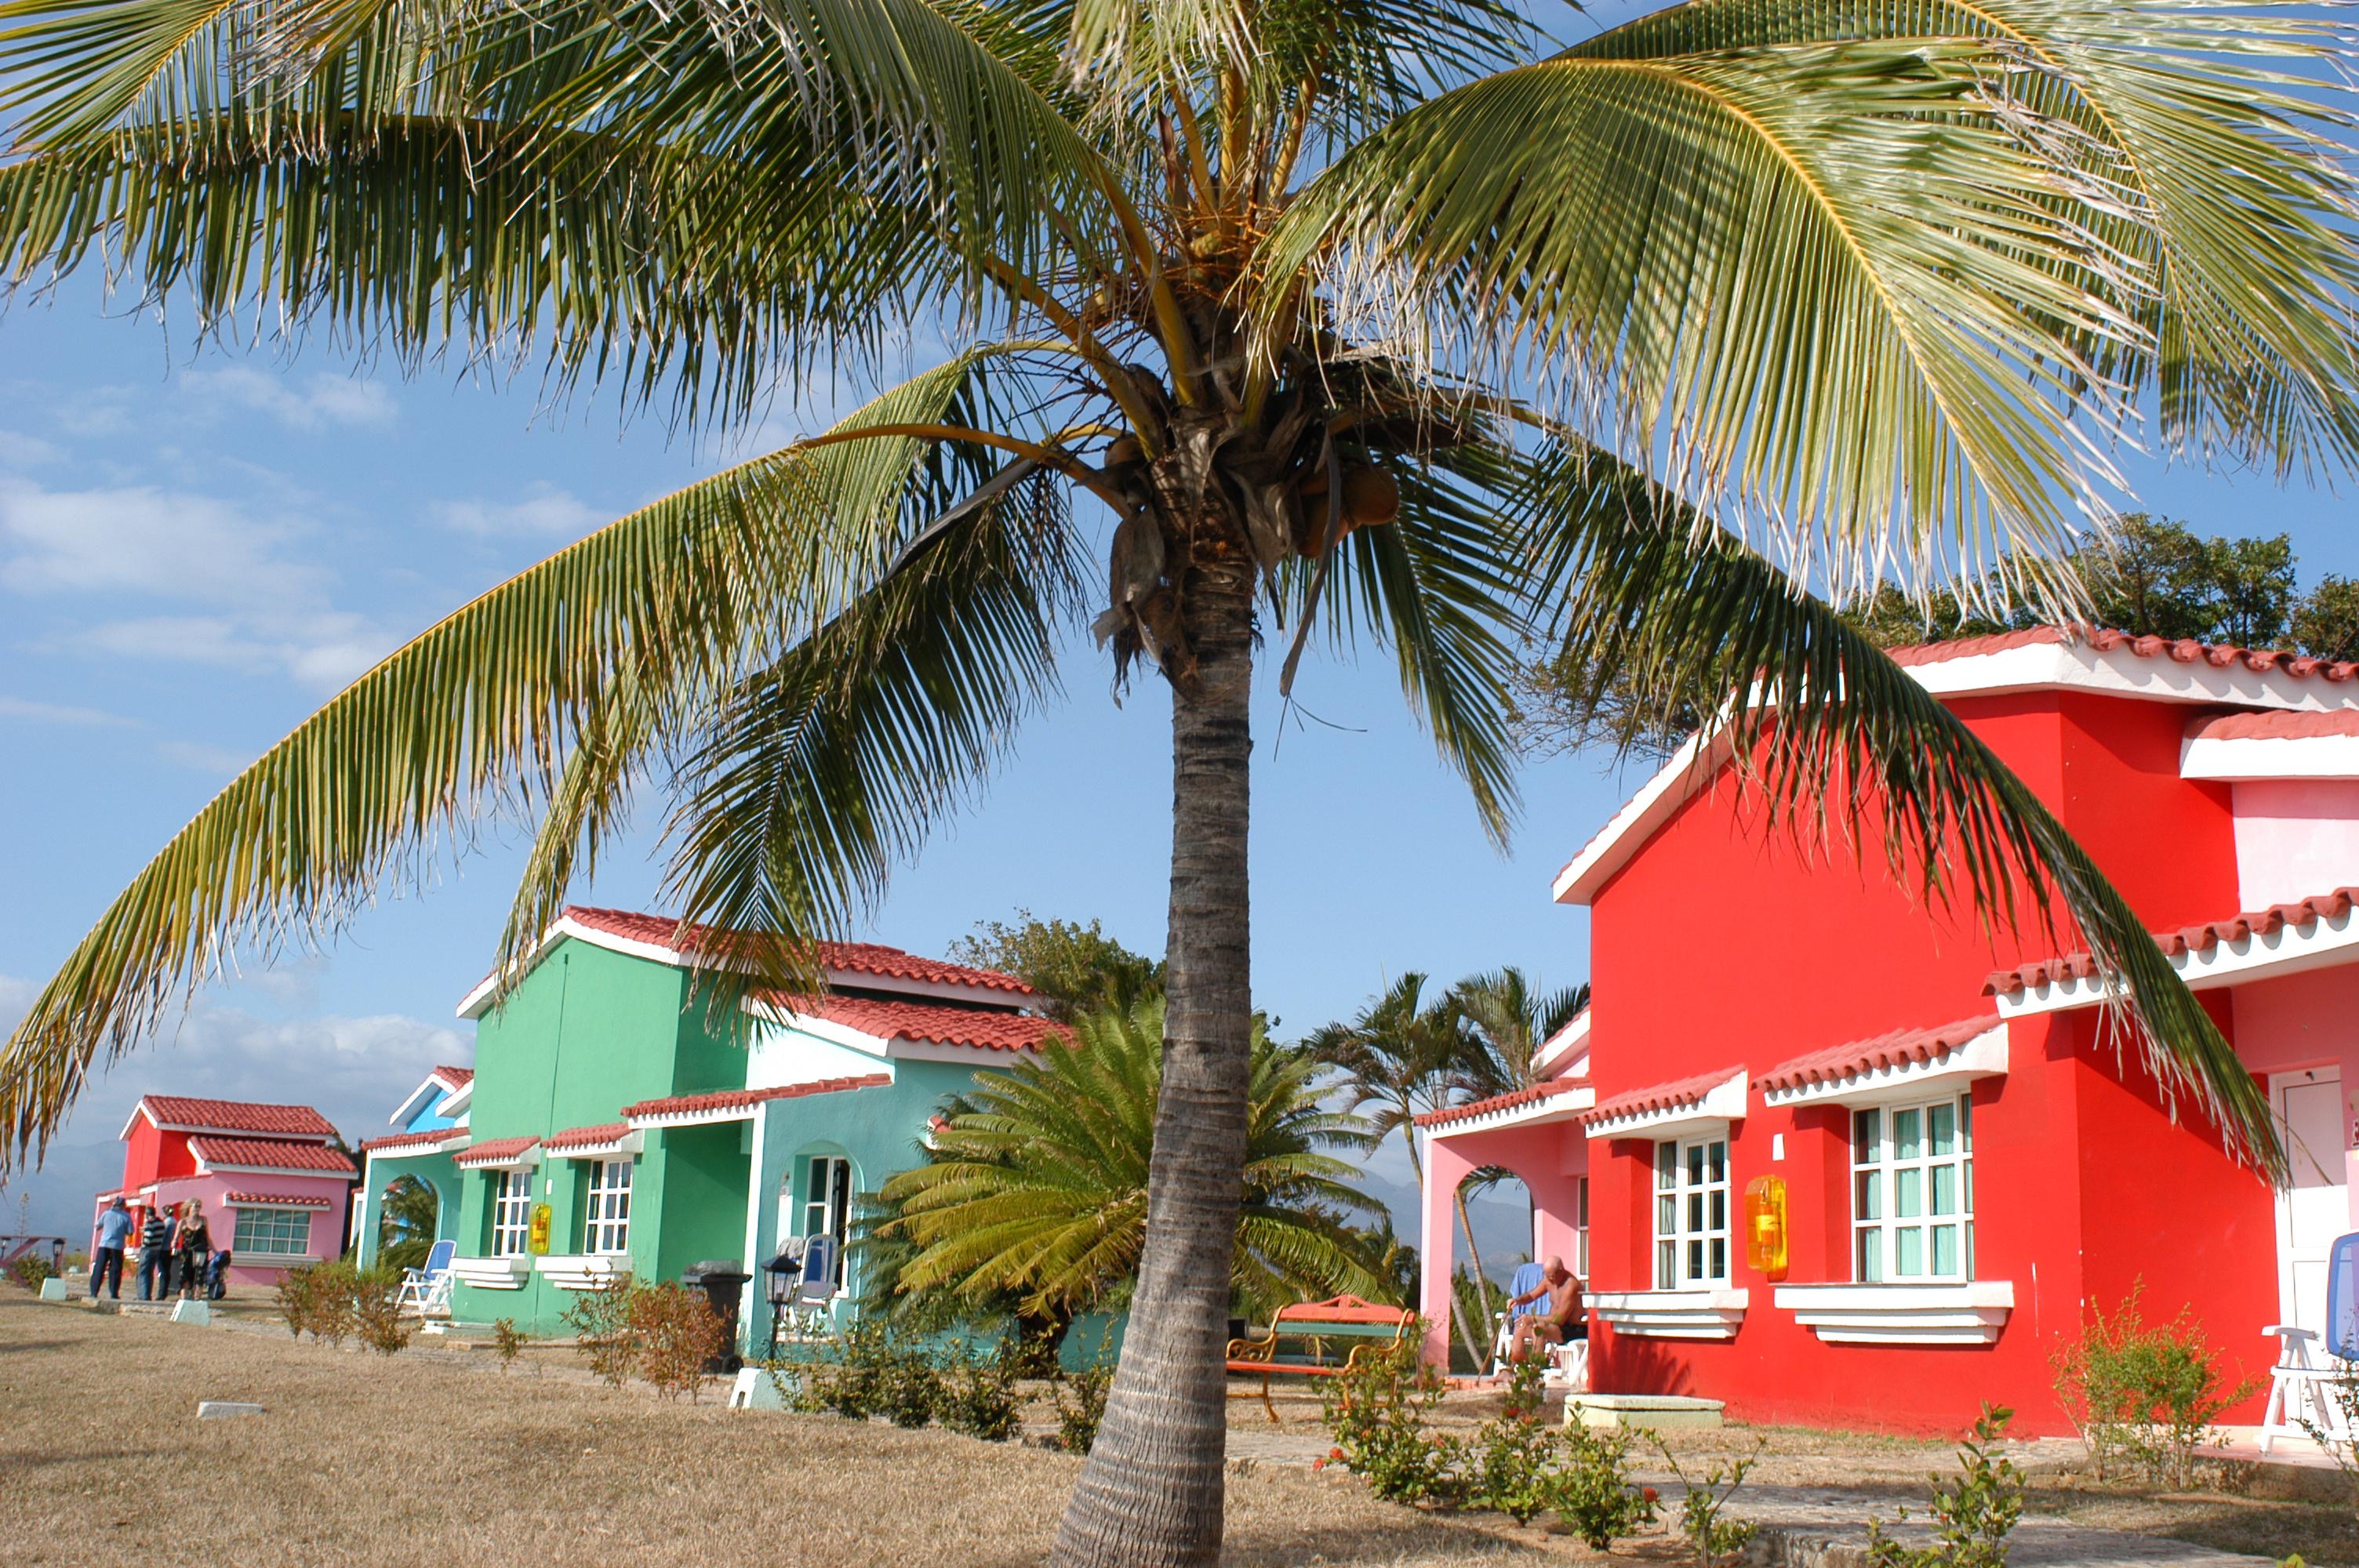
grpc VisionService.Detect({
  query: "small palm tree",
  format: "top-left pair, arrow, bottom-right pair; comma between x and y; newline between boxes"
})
1446,969 -> 1588,1318
1,2 -> 2343,1558
375,1175 -> 441,1276
882,1000 -> 1387,1322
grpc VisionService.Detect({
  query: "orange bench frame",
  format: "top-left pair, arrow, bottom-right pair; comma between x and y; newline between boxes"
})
1223,1294 -> 1413,1422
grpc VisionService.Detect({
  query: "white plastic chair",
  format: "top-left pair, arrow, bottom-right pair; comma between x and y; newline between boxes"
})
396,1239 -> 456,1318
2259,1324 -> 2348,1454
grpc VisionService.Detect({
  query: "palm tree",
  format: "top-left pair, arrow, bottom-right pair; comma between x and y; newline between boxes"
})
1447,969 -> 1587,1307
375,1175 -> 441,1275
0,2 -> 2344,1559
881,1000 -> 1389,1323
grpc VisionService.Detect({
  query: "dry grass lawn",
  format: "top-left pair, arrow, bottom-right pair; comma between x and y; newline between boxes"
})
0,1292 -> 1627,1567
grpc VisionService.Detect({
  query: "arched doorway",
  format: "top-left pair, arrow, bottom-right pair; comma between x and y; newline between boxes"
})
377,1174 -> 442,1273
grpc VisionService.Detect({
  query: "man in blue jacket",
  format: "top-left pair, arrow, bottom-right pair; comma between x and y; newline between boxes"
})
89,1197 -> 131,1300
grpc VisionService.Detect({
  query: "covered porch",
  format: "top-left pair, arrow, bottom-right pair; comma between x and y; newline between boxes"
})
1416,1076 -> 1593,1371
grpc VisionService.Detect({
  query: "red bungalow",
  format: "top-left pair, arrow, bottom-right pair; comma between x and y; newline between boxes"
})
1416,628 -> 2359,1434
94,1094 -> 357,1292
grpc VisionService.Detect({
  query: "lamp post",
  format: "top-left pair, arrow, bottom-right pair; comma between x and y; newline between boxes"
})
762,1250 -> 799,1363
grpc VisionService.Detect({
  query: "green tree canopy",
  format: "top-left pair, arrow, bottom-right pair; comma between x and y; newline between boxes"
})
947,912 -> 1164,1022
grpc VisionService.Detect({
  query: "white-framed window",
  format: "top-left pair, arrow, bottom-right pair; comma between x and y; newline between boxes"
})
231,1206 -> 311,1257
1852,1093 -> 1974,1283
584,1160 -> 632,1255
1653,1135 -> 1730,1288
1575,1176 -> 1592,1280
802,1155 -> 853,1287
490,1169 -> 533,1258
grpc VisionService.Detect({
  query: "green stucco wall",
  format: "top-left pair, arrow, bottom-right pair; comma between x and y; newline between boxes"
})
353,1149 -> 463,1269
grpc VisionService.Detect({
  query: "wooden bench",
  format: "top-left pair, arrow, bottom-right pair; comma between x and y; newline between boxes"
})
1225,1294 -> 1413,1421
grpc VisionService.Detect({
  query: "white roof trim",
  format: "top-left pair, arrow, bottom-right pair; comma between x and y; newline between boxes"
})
1423,1083 -> 1597,1143
362,1133 -> 471,1160
452,1145 -> 542,1172
1760,1025 -> 2009,1109
1584,1069 -> 1749,1141
2182,729 -> 2359,782
747,1000 -> 1042,1064
546,1131 -> 645,1160
193,1160 -> 354,1180
1532,1011 -> 1593,1081
1997,906 -> 2359,1017
1556,640 -> 2359,907
627,1105 -> 761,1131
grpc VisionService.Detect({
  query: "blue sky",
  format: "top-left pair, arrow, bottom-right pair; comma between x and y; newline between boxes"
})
5,268 -> 2359,1247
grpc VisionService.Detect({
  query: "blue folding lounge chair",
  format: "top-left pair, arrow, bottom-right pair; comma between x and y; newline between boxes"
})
396,1238 -> 457,1316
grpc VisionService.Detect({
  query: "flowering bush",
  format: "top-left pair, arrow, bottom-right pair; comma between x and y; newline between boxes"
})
1543,1424 -> 1656,1548
1868,1404 -> 2025,1568
1470,1361 -> 1559,1523
1319,1330 -> 1469,1508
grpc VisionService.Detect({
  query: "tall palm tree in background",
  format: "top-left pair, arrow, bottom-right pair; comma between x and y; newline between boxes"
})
375,1175 -> 442,1276
2,1 -> 2353,1559
1449,969 -> 1587,1303
881,1000 -> 1387,1323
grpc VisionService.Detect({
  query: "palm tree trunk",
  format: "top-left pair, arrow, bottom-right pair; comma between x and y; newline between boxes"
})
1454,1186 -> 1495,1367
1052,554 -> 1256,1568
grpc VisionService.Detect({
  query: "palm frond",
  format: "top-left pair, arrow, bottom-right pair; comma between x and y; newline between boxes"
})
0,348 -> 1040,1163
1517,439 -> 2281,1174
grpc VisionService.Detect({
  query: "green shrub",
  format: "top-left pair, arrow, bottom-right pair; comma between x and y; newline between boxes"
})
2052,1282 -> 2258,1486
491,1318 -> 527,1372
1541,1425 -> 1656,1548
1657,1439 -> 1762,1568
1470,1360 -> 1558,1523
794,1321 -> 894,1419
351,1265 -> 414,1356
1867,1403 -> 2026,1568
1318,1330 -> 1468,1508
937,1348 -> 1024,1443
8,1253 -> 56,1292
1054,1361 -> 1114,1455
305,1260 -> 359,1347
561,1272 -> 640,1388
878,1339 -> 944,1428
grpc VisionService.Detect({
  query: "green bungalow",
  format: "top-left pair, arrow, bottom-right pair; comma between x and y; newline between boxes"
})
354,906 -> 1059,1345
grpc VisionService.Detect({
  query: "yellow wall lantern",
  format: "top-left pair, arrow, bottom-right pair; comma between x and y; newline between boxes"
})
529,1202 -> 553,1257
1743,1175 -> 1788,1280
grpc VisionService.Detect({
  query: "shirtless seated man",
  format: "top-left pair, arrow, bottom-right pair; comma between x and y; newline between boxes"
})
1505,1255 -> 1584,1364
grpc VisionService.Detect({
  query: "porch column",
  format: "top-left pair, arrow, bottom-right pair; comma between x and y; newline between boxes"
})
1419,1131 -> 1475,1367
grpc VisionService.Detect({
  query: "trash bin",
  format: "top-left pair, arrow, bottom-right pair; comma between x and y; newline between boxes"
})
682,1260 -> 751,1374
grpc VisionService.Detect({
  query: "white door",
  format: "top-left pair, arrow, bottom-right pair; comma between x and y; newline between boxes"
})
2274,1069 -> 2350,1336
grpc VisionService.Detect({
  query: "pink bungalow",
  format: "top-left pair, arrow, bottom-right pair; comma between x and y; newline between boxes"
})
94,1094 -> 357,1291
1418,628 -> 2359,1436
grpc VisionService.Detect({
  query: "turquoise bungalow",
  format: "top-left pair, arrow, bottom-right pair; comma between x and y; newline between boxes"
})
355,906 -> 1060,1345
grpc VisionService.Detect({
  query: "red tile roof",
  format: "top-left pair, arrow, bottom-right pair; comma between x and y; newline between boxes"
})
140,1097 -> 336,1138
431,1065 -> 474,1088
623,1074 -> 892,1120
778,994 -> 1068,1051
1754,1015 -> 2000,1094
453,1135 -> 543,1168
187,1137 -> 357,1175
358,1127 -> 467,1155
1579,1073 -> 1736,1130
1415,1078 -> 1589,1130
1887,624 -> 2359,683
2187,709 -> 2359,742
1986,887 -> 2359,997
222,1191 -> 334,1209
544,1123 -> 632,1152
562,906 -> 1035,995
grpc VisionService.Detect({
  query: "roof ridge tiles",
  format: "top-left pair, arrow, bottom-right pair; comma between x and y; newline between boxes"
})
1754,1014 -> 2001,1094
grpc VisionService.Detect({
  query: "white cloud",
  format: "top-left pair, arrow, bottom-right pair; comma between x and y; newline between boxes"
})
0,481 -> 320,606
434,482 -> 608,539
0,429 -> 63,468
185,366 -> 398,432
0,695 -> 134,727
158,739 -> 255,775
79,612 -> 394,691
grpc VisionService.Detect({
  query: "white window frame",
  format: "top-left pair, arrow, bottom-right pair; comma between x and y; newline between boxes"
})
584,1159 -> 632,1256
1574,1175 -> 1591,1280
232,1206 -> 311,1257
801,1155 -> 853,1288
1852,1092 -> 1975,1283
1653,1134 -> 1731,1289
490,1169 -> 533,1258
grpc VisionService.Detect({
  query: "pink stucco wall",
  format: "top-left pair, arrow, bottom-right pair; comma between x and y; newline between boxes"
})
100,1172 -> 352,1290
2232,780 -> 2359,909
2234,964 -> 2359,1229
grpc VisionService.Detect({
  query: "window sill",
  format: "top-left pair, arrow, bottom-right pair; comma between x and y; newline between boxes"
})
1584,1289 -> 1748,1341
451,1255 -> 533,1289
1772,1282 -> 2014,1345
535,1254 -> 629,1291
